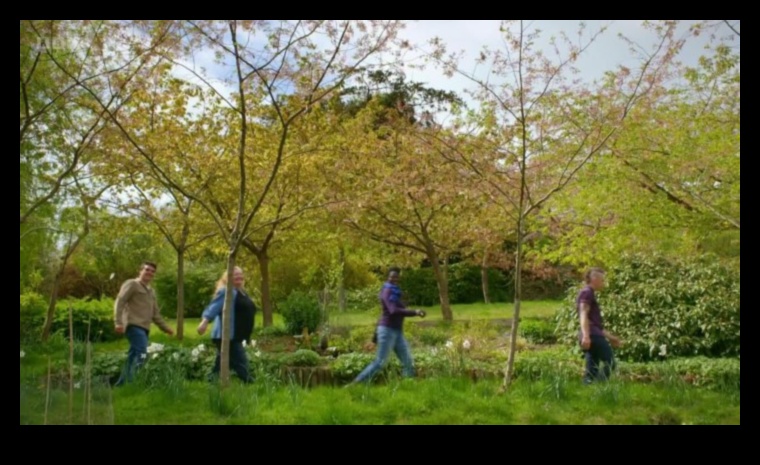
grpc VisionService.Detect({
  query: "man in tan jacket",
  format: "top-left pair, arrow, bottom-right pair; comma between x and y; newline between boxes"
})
114,261 -> 174,386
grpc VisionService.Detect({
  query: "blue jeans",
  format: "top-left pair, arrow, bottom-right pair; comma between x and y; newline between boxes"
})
210,339 -> 254,383
583,335 -> 616,383
354,326 -> 414,383
115,325 -> 149,386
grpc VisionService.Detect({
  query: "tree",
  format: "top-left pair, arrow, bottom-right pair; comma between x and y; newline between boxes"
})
59,20 -> 404,387
427,20 -> 683,388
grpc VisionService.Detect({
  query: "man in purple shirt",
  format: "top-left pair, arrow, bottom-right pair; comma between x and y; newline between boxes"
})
349,267 -> 427,385
577,267 -> 622,384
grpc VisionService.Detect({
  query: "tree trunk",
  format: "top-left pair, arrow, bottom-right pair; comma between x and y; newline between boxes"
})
427,246 -> 452,321
219,250 -> 238,387
41,268 -> 64,342
338,245 -> 346,313
481,253 -> 491,304
176,248 -> 185,340
504,222 -> 523,388
42,232 -> 85,341
258,252 -> 273,327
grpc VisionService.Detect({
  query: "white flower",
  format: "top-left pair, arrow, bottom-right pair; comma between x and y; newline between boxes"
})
172,352 -> 180,360
196,344 -> 206,352
241,340 -> 247,348
74,382 -> 81,389
254,351 -> 261,358
659,344 -> 667,357
713,181 -> 722,189
191,355 -> 198,362
152,353 -> 159,360
20,350 -> 25,359
147,343 -> 164,354
191,348 -> 200,357
462,339 -> 471,350
445,340 -> 454,349
109,272 -> 116,280
250,339 -> 257,348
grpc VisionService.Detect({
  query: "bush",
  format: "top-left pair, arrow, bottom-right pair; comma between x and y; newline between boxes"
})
253,325 -> 289,338
345,287 -> 380,312
447,263 -> 511,303
20,292 -> 47,344
280,349 -> 322,367
52,297 -> 119,343
330,352 -> 399,381
519,318 -> 557,344
618,357 -> 740,391
554,254 -> 740,362
279,291 -> 322,335
513,346 -> 583,381
153,265 -> 218,319
416,327 -> 450,347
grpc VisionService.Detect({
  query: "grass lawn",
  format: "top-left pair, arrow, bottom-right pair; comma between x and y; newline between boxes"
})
19,375 -> 739,425
20,300 -> 738,425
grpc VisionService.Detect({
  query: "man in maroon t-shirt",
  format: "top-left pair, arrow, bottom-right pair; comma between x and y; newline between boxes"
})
577,267 -> 622,384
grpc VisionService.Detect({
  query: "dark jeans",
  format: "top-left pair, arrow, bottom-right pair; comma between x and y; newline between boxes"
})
115,325 -> 149,386
210,339 -> 254,383
583,335 -> 616,383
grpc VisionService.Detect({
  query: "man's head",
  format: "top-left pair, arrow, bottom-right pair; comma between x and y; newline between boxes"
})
139,261 -> 157,284
585,267 -> 605,291
388,267 -> 401,285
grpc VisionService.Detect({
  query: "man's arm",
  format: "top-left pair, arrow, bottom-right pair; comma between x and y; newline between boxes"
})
579,302 -> 591,349
603,330 -> 621,347
114,280 -> 136,330
151,293 -> 174,335
382,288 -> 419,317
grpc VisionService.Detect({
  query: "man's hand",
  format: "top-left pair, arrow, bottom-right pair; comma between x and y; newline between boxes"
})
115,325 -> 125,334
197,321 -> 208,335
416,310 -> 426,318
166,328 -> 175,337
581,335 -> 591,350
609,336 -> 622,348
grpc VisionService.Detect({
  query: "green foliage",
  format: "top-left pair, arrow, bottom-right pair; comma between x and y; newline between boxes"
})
153,264 -> 218,318
279,291 -> 322,335
254,325 -> 289,338
20,292 -> 47,344
330,352 -> 399,380
394,267 -> 440,306
618,356 -> 740,392
416,327 -> 450,346
52,297 -> 119,343
280,349 -> 322,367
345,286 -> 380,312
513,346 -> 583,381
400,263 -> 567,306
519,317 -> 557,344
447,263 -> 511,303
554,255 -> 740,362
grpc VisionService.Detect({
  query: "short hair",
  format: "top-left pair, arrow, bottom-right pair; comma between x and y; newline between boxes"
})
584,267 -> 605,283
141,261 -> 158,271
388,266 -> 401,276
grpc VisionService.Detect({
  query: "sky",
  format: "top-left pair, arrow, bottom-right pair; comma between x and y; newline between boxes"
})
177,20 -> 739,113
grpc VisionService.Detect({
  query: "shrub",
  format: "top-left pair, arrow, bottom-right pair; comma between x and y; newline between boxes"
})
279,291 -> 322,335
280,349 -> 322,367
153,265 -> 218,319
554,254 -> 740,362
20,292 -> 47,344
519,318 -> 557,344
52,297 -> 119,343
